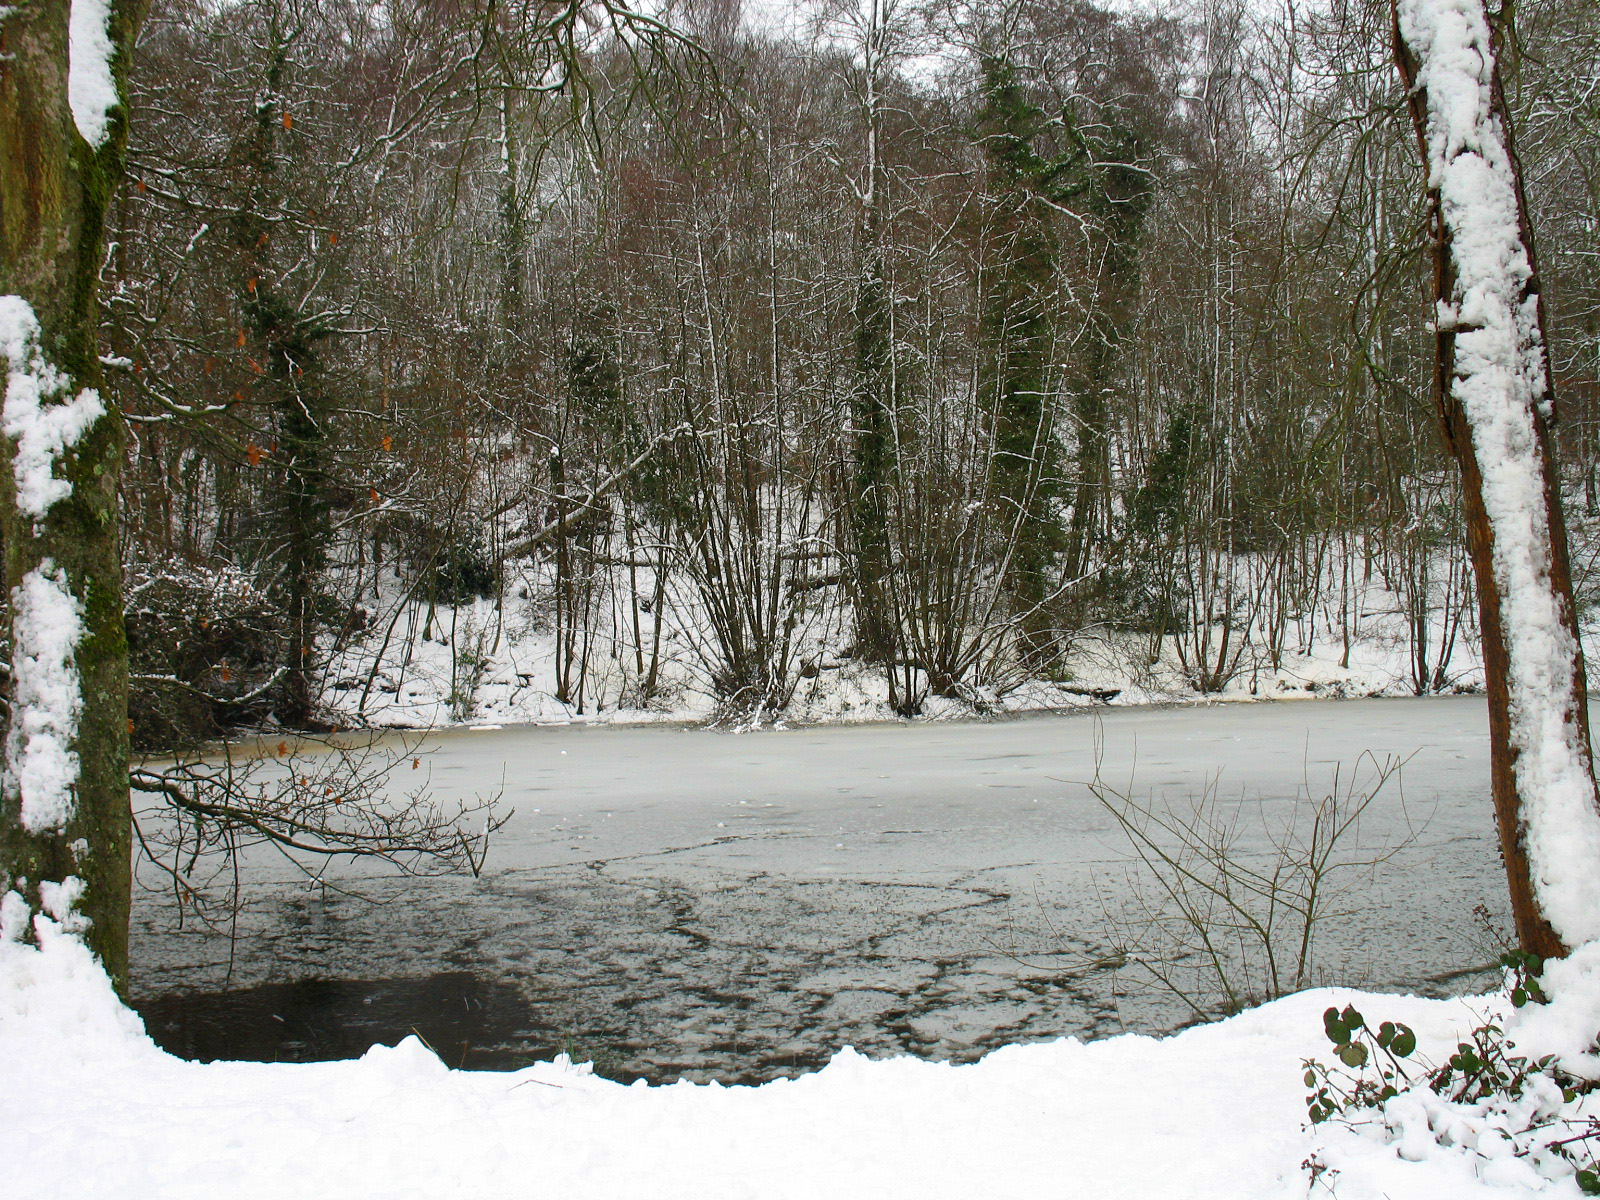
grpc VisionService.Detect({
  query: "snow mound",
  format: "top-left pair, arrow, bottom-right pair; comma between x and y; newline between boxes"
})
0,892 -> 151,1069
1509,941 -> 1600,1079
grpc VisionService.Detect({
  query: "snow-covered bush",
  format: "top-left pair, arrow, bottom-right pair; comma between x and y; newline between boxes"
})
1307,954 -> 1600,1193
126,559 -> 285,749
431,541 -> 499,608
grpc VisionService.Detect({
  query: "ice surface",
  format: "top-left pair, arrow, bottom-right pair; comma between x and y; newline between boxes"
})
132,698 -> 1511,1084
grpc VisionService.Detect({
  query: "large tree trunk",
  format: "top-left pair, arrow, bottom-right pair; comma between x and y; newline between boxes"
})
1394,0 -> 1600,958
0,0 -> 141,991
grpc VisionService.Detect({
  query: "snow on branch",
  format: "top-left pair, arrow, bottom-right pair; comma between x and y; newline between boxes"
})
1398,0 -> 1600,946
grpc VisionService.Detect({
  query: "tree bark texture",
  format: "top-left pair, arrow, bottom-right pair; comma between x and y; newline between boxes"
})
0,0 -> 141,991
1394,0 -> 1600,959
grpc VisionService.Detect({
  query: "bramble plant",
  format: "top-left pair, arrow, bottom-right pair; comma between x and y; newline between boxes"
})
1502,948 -> 1550,1010
1304,1004 -> 1418,1123
1304,952 -> 1600,1194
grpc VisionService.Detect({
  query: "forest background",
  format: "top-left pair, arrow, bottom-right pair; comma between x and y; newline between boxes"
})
110,0 -> 1600,746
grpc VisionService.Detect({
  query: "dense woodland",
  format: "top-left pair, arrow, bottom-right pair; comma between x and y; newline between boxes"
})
109,0 -> 1600,744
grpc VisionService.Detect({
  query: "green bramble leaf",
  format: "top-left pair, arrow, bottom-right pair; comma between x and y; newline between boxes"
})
1324,1007 -> 1347,1045
1338,1042 -> 1369,1068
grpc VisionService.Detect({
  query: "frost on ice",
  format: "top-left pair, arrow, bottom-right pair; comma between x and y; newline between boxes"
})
1397,0 -> 1600,946
0,296 -> 105,519
8,562 -> 86,832
68,0 -> 119,148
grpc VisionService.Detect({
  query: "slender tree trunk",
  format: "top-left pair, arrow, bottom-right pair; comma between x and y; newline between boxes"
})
849,239 -> 895,665
844,0 -> 896,669
1395,0 -> 1600,958
0,0 -> 142,992
231,26 -> 332,729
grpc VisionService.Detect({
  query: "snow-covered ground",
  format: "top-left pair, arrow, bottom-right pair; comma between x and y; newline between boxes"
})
9,906 -> 1598,1200
318,538 -> 1512,731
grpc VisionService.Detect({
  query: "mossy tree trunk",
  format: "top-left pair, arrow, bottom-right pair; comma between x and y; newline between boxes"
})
1060,130 -> 1152,606
843,0 -> 897,671
230,22 -> 334,729
849,235 -> 896,668
975,55 -> 1068,665
0,0 -> 144,992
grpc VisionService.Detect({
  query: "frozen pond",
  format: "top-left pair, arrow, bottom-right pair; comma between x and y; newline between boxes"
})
130,696 -> 1509,1082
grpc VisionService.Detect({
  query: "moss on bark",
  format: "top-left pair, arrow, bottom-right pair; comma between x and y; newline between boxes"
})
0,0 -> 144,994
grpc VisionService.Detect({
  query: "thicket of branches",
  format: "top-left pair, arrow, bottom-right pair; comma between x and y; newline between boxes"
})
109,0 -> 1600,735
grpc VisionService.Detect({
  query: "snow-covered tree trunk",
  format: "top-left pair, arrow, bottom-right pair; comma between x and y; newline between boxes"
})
0,0 -> 141,991
1394,0 -> 1600,958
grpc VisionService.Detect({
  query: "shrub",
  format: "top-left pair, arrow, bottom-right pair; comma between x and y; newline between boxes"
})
126,560 -> 285,750
1305,953 -> 1600,1194
433,541 -> 499,607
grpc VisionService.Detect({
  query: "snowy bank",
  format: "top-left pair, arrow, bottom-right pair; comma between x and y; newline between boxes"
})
2,909 -> 1576,1200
